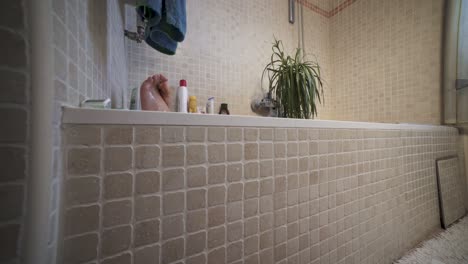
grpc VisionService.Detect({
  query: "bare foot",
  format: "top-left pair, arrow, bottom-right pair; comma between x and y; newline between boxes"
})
140,75 -> 170,111
152,74 -> 172,108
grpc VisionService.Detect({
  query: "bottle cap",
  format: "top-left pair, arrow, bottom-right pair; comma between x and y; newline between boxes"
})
180,80 -> 187,87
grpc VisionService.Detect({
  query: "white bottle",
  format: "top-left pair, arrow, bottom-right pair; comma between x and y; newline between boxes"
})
177,80 -> 188,113
206,97 -> 215,114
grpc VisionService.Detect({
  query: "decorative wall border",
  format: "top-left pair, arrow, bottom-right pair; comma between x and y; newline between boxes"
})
296,0 -> 357,18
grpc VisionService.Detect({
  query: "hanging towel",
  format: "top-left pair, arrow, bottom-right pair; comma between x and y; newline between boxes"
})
136,0 -> 186,55
136,0 -> 162,22
145,28 -> 178,55
157,0 -> 186,42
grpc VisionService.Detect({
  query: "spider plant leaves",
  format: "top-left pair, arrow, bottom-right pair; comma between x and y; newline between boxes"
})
261,39 -> 325,119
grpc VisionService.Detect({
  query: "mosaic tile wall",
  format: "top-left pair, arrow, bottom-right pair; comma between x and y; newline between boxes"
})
329,0 -> 444,124
52,0 -> 128,109
126,0 -> 445,124
0,0 -> 30,263
53,0 -> 107,108
302,1 -> 334,119
60,124 -> 463,264
51,0 -> 128,262
126,0 -> 333,117
107,0 -> 130,109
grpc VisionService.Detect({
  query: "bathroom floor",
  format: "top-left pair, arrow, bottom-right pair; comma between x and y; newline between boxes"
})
396,216 -> 468,264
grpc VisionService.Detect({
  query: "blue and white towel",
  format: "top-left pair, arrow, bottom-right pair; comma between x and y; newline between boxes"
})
136,0 -> 186,55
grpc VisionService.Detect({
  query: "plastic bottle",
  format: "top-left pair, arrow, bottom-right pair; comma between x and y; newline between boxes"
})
219,103 -> 230,115
206,97 -> 215,114
177,80 -> 188,113
188,96 -> 197,113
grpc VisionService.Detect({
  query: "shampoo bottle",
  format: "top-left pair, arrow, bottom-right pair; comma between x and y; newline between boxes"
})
177,80 -> 188,113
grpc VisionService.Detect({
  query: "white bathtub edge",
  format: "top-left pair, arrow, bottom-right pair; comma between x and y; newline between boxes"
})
62,107 -> 456,131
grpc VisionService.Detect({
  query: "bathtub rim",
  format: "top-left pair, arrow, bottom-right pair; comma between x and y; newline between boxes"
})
62,107 -> 456,131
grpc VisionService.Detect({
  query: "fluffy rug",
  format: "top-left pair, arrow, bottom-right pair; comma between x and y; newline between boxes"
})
396,216 -> 468,264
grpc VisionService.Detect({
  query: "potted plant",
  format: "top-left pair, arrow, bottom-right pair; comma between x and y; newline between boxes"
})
262,39 -> 324,119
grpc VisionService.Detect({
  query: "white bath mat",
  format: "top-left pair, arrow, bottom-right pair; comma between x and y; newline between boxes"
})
436,156 -> 465,228
396,217 -> 468,264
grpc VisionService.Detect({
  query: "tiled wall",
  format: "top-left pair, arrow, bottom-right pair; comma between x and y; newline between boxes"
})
107,0 -> 129,109
0,0 -> 30,263
53,0 -> 107,108
125,0 -> 445,124
52,0 -> 128,108
51,0 -> 129,262
302,1 -> 334,119
126,0 -> 332,117
329,0 -> 444,124
61,124 -> 463,264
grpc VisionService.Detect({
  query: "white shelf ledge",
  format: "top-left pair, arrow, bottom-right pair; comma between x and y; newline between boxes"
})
62,107 -> 456,131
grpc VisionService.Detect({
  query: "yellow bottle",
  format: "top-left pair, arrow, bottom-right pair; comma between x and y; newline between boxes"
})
188,96 -> 197,113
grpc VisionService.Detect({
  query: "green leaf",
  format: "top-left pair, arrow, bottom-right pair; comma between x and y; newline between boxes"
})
262,39 -> 325,119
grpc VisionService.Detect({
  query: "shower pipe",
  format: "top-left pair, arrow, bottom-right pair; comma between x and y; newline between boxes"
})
25,0 -> 54,263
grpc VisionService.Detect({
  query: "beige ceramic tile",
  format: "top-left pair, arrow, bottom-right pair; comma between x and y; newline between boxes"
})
61,123 -> 460,264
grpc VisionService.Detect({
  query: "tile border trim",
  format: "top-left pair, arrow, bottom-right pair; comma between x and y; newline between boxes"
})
297,0 -> 357,18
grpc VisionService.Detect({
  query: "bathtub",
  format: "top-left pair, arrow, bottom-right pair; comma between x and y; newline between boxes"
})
59,107 -> 463,264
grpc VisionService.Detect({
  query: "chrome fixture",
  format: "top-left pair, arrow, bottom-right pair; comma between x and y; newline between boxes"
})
124,21 -> 146,43
251,92 -> 278,117
289,0 -> 295,24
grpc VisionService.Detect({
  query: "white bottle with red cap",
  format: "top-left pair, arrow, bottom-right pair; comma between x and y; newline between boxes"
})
177,79 -> 188,113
